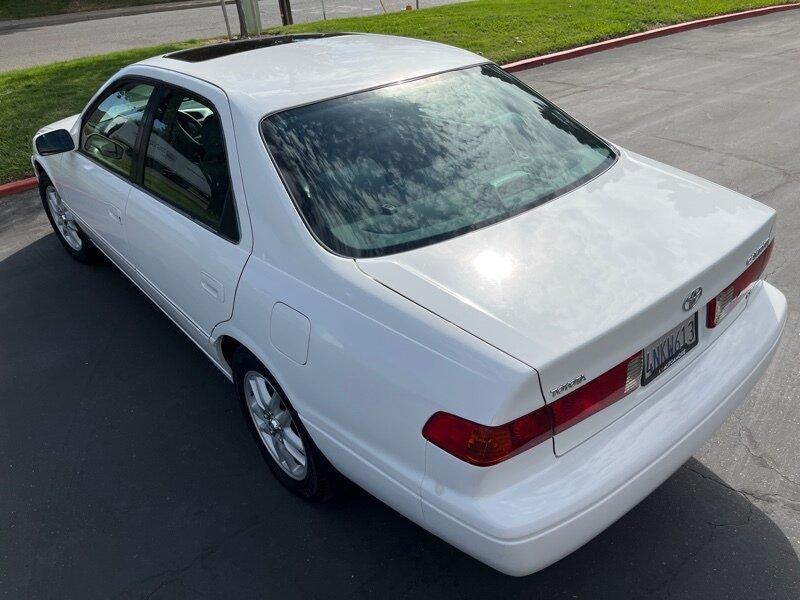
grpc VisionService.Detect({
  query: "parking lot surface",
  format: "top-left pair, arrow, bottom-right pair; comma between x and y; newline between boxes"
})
2,10 -> 800,599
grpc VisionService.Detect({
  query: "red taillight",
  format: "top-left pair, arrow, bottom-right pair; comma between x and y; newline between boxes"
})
422,408 -> 551,466
549,352 -> 643,434
422,354 -> 642,465
706,240 -> 773,328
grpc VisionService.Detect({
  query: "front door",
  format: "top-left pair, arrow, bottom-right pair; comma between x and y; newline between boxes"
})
59,80 -> 156,263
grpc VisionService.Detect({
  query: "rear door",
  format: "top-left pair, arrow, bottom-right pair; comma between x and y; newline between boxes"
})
124,78 -> 250,338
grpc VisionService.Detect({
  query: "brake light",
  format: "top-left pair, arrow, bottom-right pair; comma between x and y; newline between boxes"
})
706,240 -> 773,328
423,353 -> 643,465
549,352 -> 643,434
422,407 -> 551,466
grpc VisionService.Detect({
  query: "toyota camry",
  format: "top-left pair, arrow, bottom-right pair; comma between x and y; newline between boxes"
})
31,33 -> 786,576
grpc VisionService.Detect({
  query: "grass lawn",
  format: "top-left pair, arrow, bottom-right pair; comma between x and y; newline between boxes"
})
0,42 -> 198,184
272,0 -> 793,64
1,0 -> 795,183
0,0 -> 185,20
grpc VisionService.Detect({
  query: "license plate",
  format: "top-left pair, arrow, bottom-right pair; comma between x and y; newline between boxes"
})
642,313 -> 699,386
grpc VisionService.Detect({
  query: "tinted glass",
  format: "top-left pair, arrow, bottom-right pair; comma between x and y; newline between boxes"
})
165,33 -> 346,62
262,65 -> 615,258
143,88 -> 236,237
82,81 -> 155,178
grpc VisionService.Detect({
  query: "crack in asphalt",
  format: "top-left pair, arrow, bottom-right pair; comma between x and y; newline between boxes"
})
636,464 -> 756,600
752,177 -> 799,202
648,134 -> 800,180
684,461 -> 800,518
683,416 -> 800,519
112,517 -> 266,600
640,526 -> 717,600
734,415 -> 800,494
765,252 -> 789,281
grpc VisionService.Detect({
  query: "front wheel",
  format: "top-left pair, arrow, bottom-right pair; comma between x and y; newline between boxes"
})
233,348 -> 343,501
39,174 -> 99,263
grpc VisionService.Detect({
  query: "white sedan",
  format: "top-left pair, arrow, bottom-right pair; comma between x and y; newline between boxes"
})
31,33 -> 786,576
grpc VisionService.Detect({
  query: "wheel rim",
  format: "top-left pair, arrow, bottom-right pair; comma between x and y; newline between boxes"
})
243,371 -> 307,480
45,185 -> 82,251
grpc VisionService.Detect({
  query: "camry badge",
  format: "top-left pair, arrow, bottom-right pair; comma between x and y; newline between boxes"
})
682,287 -> 703,312
550,374 -> 586,398
746,238 -> 770,266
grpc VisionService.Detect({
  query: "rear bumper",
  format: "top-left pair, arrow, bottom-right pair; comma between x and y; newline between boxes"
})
420,282 -> 787,576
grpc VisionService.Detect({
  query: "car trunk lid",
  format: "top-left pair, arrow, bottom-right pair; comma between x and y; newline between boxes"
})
356,150 -> 775,453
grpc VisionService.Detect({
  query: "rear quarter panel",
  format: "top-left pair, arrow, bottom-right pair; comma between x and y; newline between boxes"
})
214,254 -> 545,522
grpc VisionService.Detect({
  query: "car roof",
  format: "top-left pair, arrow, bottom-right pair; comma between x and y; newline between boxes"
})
137,33 -> 486,119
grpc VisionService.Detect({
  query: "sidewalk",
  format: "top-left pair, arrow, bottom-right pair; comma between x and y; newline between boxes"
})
0,0 -> 234,32
0,0 -> 457,71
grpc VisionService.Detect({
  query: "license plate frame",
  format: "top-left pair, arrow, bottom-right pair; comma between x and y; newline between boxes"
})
641,312 -> 699,386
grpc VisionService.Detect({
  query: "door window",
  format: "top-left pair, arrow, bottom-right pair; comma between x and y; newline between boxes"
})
81,81 -> 155,178
142,88 -> 237,240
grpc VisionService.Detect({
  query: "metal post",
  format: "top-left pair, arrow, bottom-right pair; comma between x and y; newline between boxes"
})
320,0 -> 327,20
278,0 -> 294,25
236,0 -> 263,36
234,0 -> 248,37
220,0 -> 233,39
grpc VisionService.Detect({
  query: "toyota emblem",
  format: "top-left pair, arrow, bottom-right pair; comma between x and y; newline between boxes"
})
683,287 -> 703,311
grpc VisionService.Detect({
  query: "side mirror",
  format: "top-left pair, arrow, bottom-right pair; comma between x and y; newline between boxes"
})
35,129 -> 75,156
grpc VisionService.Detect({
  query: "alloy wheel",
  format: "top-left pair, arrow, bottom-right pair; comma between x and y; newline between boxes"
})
45,185 -> 82,251
243,371 -> 307,480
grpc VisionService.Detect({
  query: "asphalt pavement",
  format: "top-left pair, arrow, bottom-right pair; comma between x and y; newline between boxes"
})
0,0 -> 456,72
2,9 -> 800,599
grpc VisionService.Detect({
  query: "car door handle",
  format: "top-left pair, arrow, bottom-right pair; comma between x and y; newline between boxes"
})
200,272 -> 225,303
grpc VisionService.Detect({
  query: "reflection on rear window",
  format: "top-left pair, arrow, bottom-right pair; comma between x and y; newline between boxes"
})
261,64 -> 615,258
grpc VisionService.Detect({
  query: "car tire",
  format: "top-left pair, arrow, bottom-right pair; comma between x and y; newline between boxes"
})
39,174 -> 100,264
232,347 -> 344,501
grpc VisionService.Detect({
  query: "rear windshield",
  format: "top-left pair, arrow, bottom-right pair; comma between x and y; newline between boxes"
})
261,64 -> 615,258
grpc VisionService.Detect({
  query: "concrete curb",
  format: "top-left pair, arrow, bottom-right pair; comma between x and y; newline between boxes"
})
0,178 -> 38,198
1,2 -> 798,198
503,2 -> 800,72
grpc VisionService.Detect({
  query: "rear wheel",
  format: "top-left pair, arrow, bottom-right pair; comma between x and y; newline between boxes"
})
233,348 -> 343,501
39,174 -> 99,263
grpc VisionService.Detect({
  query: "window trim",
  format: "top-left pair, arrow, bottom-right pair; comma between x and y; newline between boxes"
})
258,63 -> 618,259
79,75 -> 241,244
78,76 -> 160,183
135,82 -> 241,244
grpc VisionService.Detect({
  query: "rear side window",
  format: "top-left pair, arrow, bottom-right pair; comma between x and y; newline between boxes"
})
81,81 -> 155,178
142,88 -> 238,240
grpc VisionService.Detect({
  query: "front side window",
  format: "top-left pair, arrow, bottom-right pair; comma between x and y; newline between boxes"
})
82,81 -> 155,178
262,64 -> 615,258
142,88 -> 237,239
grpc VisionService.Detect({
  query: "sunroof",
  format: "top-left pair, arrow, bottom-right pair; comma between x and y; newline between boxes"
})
165,33 -> 349,62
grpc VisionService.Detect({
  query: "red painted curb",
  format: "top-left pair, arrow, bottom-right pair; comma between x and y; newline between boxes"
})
0,177 -> 37,198
503,2 -> 800,72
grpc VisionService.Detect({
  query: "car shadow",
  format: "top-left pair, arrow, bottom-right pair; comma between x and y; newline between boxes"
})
2,233 -> 799,599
